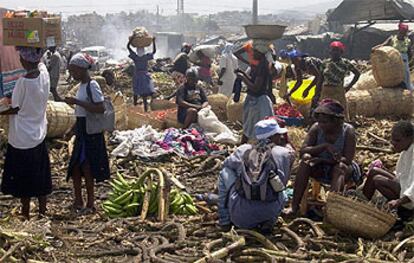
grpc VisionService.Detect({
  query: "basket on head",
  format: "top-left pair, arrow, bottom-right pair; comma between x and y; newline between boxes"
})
325,192 -> 396,239
130,27 -> 153,48
243,24 -> 286,40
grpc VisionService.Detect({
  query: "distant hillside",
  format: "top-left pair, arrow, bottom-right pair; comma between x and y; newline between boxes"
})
294,0 -> 342,14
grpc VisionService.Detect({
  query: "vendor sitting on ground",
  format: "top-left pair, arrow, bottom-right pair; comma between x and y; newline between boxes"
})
362,121 -> 414,221
171,43 -> 192,87
286,99 -> 360,216
218,119 -> 295,233
176,67 -> 209,128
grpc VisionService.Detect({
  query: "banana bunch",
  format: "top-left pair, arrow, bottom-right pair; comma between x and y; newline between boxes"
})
169,189 -> 198,215
102,173 -> 145,218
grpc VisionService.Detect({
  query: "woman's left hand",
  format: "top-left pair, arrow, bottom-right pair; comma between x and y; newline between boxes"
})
64,97 -> 77,105
387,199 -> 400,210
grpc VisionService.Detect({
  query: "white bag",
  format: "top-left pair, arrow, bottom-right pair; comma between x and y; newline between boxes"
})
189,45 -> 219,63
197,107 -> 239,144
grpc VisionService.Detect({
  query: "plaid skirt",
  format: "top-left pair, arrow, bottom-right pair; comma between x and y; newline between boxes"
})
1,140 -> 52,198
67,118 -> 110,182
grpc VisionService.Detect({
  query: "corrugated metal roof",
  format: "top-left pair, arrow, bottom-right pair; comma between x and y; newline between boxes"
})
328,0 -> 414,23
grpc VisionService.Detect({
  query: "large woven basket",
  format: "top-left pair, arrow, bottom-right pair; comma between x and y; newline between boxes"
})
47,101 -> 76,138
208,94 -> 229,121
150,99 -> 176,111
371,46 -> 404,88
130,36 -> 153,48
111,92 -> 128,131
226,93 -> 246,123
0,102 -> 75,138
127,107 -> 166,130
325,192 -> 396,239
164,109 -> 183,129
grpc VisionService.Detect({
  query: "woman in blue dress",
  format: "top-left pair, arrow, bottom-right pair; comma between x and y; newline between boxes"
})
127,38 -> 156,111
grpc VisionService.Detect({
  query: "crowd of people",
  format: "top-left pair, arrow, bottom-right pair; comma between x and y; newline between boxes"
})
0,23 -> 413,239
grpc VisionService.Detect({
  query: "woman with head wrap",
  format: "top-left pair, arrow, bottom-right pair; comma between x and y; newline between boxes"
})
283,49 -> 323,115
0,47 -> 52,219
175,67 -> 209,128
286,99 -> 360,216
218,43 -> 239,97
64,53 -> 110,215
217,119 -> 295,232
236,39 -> 275,144
127,37 -> 157,110
319,41 -> 360,121
374,23 -> 413,91
171,43 -> 192,87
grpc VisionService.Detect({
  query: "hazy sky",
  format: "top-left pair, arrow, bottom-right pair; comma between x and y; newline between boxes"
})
1,0 -> 332,16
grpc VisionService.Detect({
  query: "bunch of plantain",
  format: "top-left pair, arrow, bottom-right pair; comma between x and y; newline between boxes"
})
102,172 -> 145,218
169,188 -> 198,215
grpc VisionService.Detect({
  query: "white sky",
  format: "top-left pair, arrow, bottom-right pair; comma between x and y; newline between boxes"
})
1,0 -> 333,16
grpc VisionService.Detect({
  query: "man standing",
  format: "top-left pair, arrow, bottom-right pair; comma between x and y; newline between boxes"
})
48,47 -> 62,101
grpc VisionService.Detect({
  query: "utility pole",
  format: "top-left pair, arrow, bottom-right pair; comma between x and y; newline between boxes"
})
252,0 -> 258,25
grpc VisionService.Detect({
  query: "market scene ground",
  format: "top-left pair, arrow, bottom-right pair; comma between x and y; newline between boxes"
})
1,1 -> 414,262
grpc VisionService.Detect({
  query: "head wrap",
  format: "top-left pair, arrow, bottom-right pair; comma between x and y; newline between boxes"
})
399,23 -> 409,32
16,46 -> 44,63
252,39 -> 271,54
222,42 -> 234,55
69,53 -> 95,69
314,98 -> 345,118
255,119 -> 288,141
330,41 -> 346,52
181,43 -> 192,53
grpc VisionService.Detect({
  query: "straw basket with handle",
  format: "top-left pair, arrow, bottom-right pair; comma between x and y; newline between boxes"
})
371,46 -> 404,88
111,92 -> 128,131
0,101 -> 75,138
325,192 -> 396,239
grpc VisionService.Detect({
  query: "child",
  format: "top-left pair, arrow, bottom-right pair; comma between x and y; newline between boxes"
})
64,53 -> 110,214
1,47 -> 52,219
362,120 -> 414,222
127,38 -> 156,111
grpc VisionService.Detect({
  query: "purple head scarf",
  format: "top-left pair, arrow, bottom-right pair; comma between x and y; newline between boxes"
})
16,46 -> 44,63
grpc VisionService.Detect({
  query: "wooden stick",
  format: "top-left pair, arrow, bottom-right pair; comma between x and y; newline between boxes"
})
237,229 -> 279,251
0,242 -> 21,262
75,248 -> 140,258
140,174 -> 153,221
367,132 -> 390,144
194,235 -> 246,263
287,218 -> 326,239
280,226 -> 305,250
392,235 -> 414,254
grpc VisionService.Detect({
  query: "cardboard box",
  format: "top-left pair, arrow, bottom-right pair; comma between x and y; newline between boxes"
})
2,17 -> 62,48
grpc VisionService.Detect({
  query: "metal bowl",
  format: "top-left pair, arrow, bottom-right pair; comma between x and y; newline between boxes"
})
243,24 -> 287,40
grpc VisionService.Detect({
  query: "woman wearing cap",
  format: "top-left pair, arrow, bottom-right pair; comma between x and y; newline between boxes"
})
286,99 -> 360,216
0,47 -> 52,219
127,38 -> 157,110
319,41 -> 360,120
176,67 -> 209,128
374,23 -> 413,91
64,53 -> 110,214
217,119 -> 295,233
283,50 -> 323,113
236,39 -> 275,144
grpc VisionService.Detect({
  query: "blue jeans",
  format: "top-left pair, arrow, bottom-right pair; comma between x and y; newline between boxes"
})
218,167 -> 237,226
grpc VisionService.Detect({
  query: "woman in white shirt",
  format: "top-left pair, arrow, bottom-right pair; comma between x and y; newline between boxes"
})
0,47 -> 52,219
64,53 -> 110,214
363,121 -> 414,222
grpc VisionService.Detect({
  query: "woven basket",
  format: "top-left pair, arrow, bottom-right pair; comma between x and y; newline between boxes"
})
325,192 -> 396,239
150,99 -> 176,111
111,92 -> 128,131
47,101 -> 76,138
354,70 -> 377,90
226,93 -> 246,123
127,107 -> 165,130
243,24 -> 286,40
371,46 -> 404,88
347,88 -> 414,118
164,109 -> 183,129
130,36 -> 153,48
208,94 -> 229,121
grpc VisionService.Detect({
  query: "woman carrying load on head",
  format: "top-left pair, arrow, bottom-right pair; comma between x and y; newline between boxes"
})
319,41 -> 360,121
236,39 -> 275,144
374,23 -> 413,91
0,47 -> 52,220
127,37 -> 157,111
64,53 -> 110,215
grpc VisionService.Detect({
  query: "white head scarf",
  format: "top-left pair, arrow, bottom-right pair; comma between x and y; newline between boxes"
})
222,42 -> 234,56
136,47 -> 145,57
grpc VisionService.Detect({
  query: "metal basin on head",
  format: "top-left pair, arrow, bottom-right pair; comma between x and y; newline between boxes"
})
243,24 -> 287,40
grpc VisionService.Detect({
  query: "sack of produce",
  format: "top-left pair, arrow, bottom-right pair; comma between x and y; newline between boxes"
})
188,45 -> 218,63
129,27 -> 153,48
371,46 -> 404,88
353,70 -> 377,90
